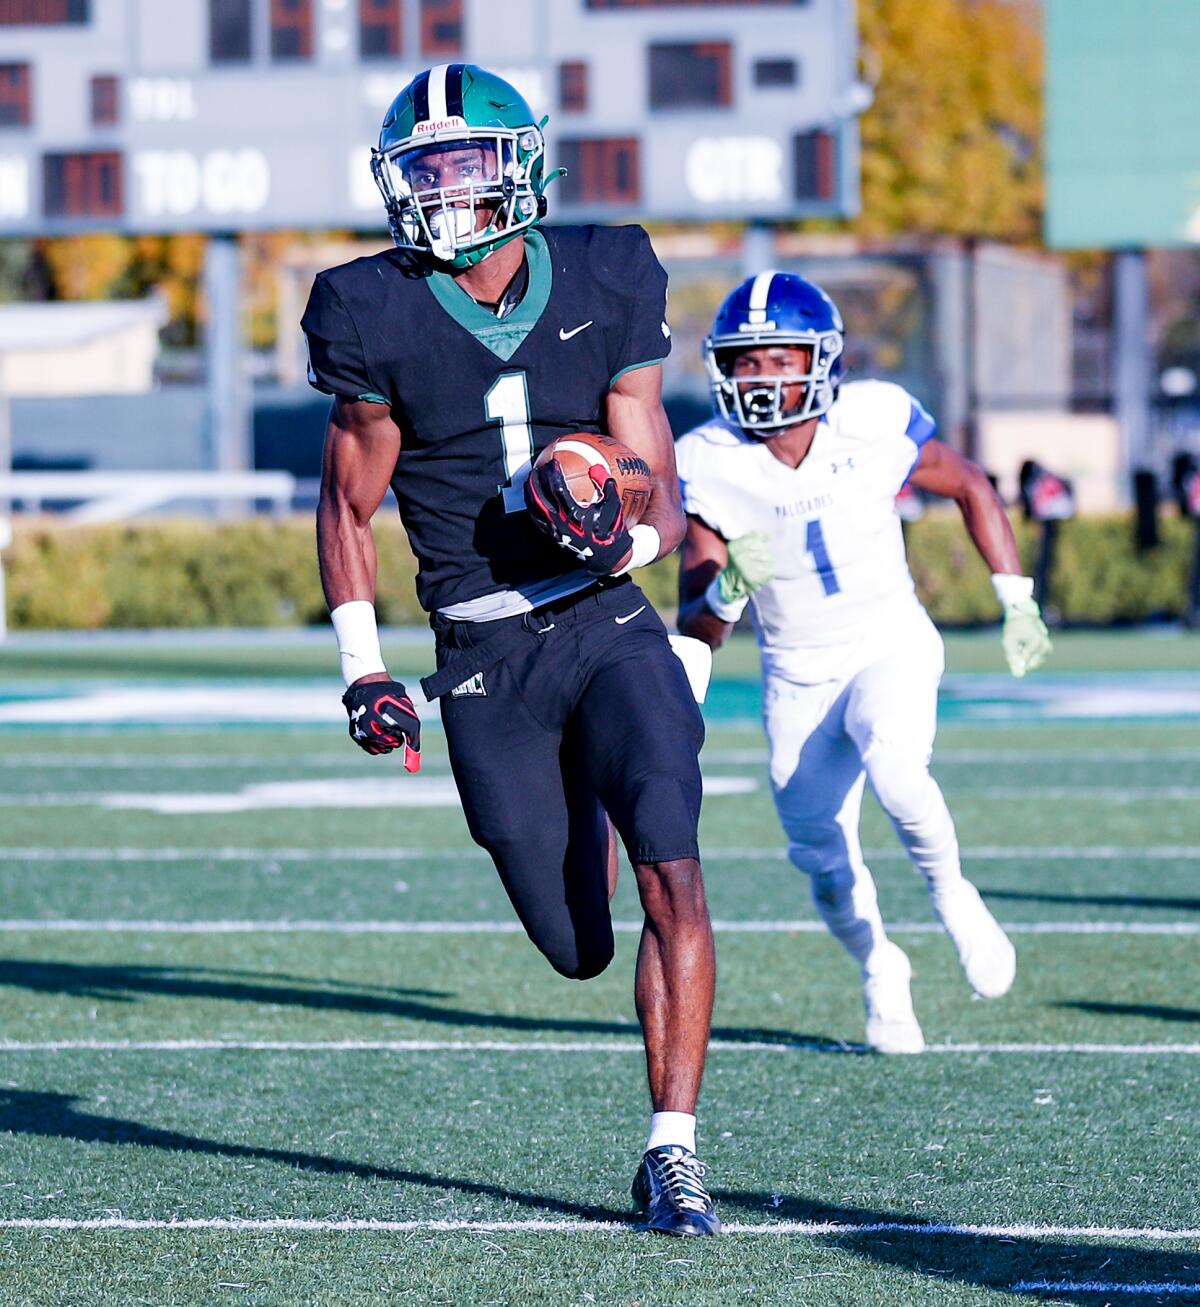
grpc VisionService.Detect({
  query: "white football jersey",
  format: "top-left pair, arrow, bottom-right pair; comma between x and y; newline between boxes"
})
676,380 -> 937,682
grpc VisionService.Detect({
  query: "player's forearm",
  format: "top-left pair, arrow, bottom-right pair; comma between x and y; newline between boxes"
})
957,477 -> 1021,576
317,492 -> 380,610
642,482 -> 686,558
609,479 -> 685,576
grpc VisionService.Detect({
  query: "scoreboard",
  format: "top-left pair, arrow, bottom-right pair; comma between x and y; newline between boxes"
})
0,0 -> 865,236
1046,0 -> 1200,249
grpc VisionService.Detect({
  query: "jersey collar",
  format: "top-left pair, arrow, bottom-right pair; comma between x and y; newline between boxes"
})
424,229 -> 552,363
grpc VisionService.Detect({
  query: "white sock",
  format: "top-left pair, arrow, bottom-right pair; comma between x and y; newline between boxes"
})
645,1111 -> 696,1155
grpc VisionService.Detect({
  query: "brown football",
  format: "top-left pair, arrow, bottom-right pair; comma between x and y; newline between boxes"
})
533,432 -> 652,526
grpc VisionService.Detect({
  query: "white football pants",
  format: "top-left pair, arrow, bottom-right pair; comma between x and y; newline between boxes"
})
764,610 -> 964,970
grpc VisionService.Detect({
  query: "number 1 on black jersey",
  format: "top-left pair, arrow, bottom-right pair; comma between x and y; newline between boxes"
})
485,371 -> 535,514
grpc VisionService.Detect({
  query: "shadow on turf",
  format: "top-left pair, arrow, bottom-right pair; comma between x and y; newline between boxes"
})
1057,1000 -> 1200,1025
0,1087 -> 631,1223
718,1191 -> 1200,1301
0,958 -> 841,1047
982,888 -> 1200,913
3,1090 -> 1195,1301
0,961 -> 452,1009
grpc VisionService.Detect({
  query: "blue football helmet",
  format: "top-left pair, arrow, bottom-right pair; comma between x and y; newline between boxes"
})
703,271 -> 845,435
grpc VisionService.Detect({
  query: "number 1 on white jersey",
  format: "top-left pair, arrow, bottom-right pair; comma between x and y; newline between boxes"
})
805,518 -> 841,596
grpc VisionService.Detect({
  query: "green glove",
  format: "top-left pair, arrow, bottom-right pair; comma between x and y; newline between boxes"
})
1002,598 -> 1052,678
717,531 -> 775,604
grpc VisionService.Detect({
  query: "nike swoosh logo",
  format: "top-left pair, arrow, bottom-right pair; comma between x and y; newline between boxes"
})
559,320 -> 593,341
615,605 -> 646,625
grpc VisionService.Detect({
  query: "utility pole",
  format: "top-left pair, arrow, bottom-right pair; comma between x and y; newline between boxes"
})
1113,249 -> 1150,502
0,391 -> 10,641
741,221 -> 775,279
203,234 -> 252,515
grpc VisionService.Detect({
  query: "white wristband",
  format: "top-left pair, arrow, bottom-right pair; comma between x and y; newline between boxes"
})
704,574 -> 749,624
614,523 -> 661,575
991,573 -> 1035,608
330,599 -> 387,687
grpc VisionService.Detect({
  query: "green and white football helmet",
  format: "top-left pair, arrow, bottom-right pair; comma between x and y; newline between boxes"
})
372,64 -> 562,270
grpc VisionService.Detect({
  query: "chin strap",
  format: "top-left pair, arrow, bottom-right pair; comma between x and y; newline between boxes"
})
443,224 -> 527,270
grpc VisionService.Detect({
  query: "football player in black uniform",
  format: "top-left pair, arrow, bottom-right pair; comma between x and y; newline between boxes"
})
303,64 -> 720,1237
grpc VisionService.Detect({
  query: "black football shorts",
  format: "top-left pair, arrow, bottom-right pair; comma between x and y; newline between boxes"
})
429,579 -> 705,979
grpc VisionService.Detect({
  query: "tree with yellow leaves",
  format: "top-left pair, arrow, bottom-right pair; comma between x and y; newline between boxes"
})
853,0 -> 1043,242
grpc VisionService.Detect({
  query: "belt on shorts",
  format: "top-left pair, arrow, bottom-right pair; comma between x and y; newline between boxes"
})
420,578 -> 630,701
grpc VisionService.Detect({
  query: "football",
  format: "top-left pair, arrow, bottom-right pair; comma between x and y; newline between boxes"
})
534,431 -> 653,526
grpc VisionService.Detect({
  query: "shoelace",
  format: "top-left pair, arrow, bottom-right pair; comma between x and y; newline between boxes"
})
654,1151 -> 713,1215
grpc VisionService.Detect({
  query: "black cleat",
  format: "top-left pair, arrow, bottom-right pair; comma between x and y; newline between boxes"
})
631,1145 -> 722,1237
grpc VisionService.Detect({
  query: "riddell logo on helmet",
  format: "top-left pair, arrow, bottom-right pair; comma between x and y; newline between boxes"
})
415,117 -> 468,134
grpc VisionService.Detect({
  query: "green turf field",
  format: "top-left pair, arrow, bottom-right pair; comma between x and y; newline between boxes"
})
1,631 -> 1199,1304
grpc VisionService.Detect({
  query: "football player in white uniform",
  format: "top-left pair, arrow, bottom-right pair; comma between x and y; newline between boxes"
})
675,272 -> 1052,1053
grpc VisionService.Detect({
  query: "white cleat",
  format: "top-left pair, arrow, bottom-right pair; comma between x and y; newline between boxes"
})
862,942 -> 925,1054
940,884 -> 1017,999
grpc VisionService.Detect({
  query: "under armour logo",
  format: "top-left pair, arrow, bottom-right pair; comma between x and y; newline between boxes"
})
556,532 -> 593,559
831,457 -> 855,474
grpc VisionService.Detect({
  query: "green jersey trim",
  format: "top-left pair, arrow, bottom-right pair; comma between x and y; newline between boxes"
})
358,391 -> 390,406
609,356 -> 666,388
424,229 -> 552,363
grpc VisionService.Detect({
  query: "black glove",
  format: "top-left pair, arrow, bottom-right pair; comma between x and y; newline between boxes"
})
341,679 -> 421,771
524,460 -> 633,576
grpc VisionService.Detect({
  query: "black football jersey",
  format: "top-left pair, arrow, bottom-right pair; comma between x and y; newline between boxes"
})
302,224 -> 671,614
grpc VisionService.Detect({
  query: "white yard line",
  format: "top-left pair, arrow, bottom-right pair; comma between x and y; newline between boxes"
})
705,748 -> 1200,765
0,756 -> 365,769
0,1217 -> 1196,1238
4,846 -> 1200,862
0,1038 -> 1198,1055
0,772 -> 758,810
0,847 -> 493,862
0,919 -> 1195,935
6,788 -> 1200,807
938,749 -> 1200,763
977,788 -> 1200,802
1012,1282 -> 1200,1296
6,747 -> 1200,768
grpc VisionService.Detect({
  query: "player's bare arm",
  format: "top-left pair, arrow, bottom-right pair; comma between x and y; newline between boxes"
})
909,438 -> 1052,677
907,439 -> 1020,575
317,396 -> 403,633
605,361 -> 686,559
317,396 -> 421,766
677,515 -> 734,650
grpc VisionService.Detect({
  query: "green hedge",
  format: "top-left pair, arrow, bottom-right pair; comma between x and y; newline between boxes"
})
1,512 -> 1195,630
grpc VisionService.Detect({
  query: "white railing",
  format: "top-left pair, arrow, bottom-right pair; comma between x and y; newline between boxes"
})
0,471 -> 296,524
